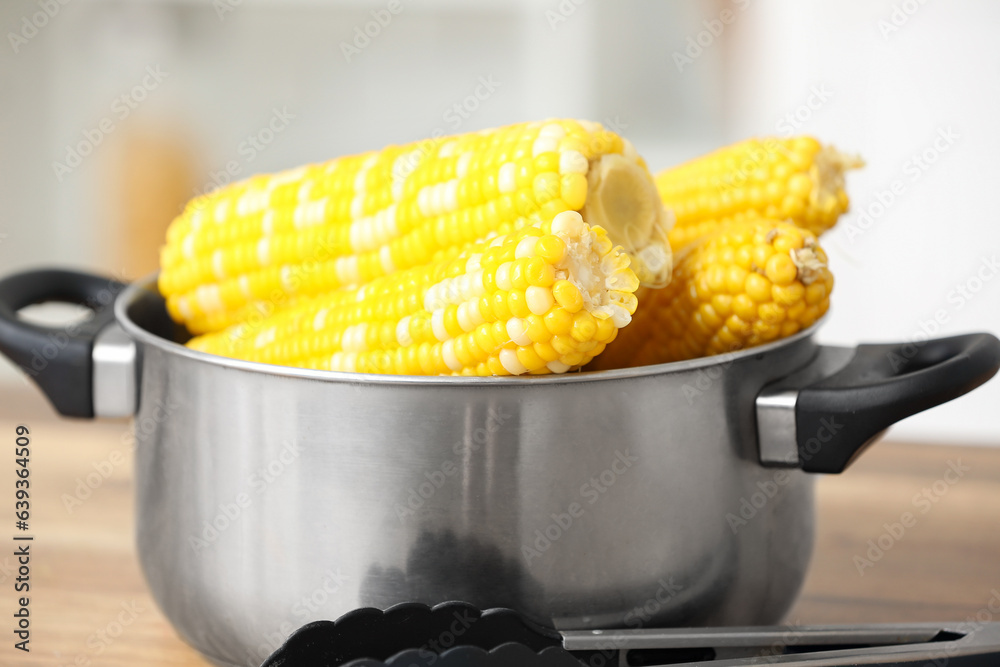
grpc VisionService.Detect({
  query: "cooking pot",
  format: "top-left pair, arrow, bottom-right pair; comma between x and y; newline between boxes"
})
1,268 -> 997,667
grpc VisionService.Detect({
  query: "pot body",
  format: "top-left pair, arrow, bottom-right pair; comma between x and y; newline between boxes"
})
129,310 -> 818,667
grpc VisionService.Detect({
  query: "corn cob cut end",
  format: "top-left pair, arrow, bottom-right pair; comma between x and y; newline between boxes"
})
811,143 -> 865,233
548,210 -> 639,328
486,211 -> 640,376
581,153 -> 674,289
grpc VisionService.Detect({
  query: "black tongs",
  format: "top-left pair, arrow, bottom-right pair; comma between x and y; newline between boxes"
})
260,601 -> 1000,666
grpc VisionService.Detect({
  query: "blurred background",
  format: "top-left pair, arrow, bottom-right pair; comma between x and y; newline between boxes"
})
0,0 -> 997,444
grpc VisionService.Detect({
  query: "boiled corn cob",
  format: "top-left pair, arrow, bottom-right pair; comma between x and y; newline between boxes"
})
657,136 -> 862,249
592,218 -> 832,369
160,120 -> 672,335
189,211 -> 638,376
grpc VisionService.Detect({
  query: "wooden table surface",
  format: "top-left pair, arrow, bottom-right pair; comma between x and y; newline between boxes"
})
1,385 -> 999,666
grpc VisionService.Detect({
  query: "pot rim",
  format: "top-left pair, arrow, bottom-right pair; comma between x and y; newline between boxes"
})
117,274 -> 824,386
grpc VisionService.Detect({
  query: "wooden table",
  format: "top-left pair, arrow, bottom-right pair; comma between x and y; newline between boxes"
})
2,385 -> 999,666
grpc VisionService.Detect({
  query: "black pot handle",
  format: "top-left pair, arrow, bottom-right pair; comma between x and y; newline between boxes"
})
0,269 -> 126,418
758,333 -> 1000,473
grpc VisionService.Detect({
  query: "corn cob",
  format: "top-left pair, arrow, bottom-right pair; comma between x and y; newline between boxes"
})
592,218 -> 832,369
189,211 -> 639,376
160,120 -> 672,335
657,136 -> 862,249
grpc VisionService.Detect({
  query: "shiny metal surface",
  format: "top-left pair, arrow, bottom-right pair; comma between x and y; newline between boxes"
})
562,622 -> 1000,665
92,322 -> 137,419
113,278 -> 824,667
562,622 -> 954,650
755,346 -> 856,468
755,389 -> 799,467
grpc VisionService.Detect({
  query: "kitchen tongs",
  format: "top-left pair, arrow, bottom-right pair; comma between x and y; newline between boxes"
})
260,601 -> 1000,666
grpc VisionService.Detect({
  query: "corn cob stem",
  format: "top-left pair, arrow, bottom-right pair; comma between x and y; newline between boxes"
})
657,136 -> 863,249
161,120 -> 671,335
592,218 -> 833,369
189,212 -> 639,376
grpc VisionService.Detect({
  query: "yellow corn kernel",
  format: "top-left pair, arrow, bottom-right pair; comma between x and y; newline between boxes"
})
544,308 -> 574,335
560,172 -> 588,209
533,341 -> 561,362
525,257 -> 556,287
764,252 -> 798,286
570,311 -> 598,342
553,280 -> 584,313
535,235 -> 566,265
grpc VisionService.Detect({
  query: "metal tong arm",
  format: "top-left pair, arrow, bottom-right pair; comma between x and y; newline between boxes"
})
560,621 -> 1000,666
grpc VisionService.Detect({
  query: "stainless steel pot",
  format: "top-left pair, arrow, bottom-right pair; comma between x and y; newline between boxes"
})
1,269 -> 998,667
